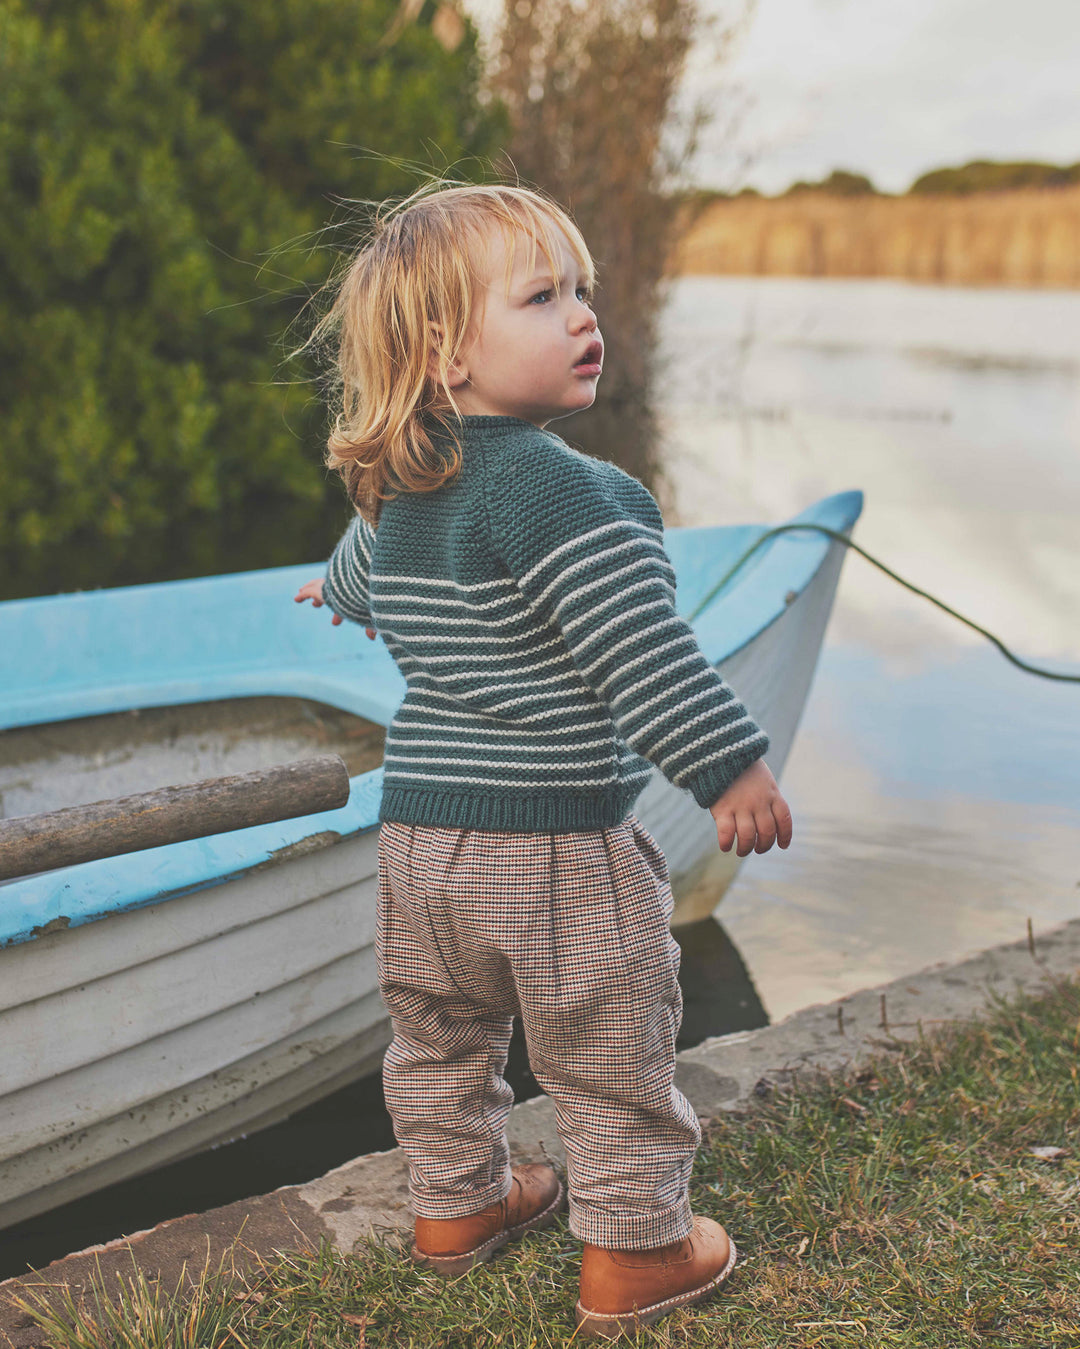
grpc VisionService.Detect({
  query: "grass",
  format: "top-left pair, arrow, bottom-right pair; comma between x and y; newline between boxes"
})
15,977 -> 1080,1348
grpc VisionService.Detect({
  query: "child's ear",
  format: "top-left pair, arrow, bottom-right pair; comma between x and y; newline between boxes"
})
428,323 -> 469,389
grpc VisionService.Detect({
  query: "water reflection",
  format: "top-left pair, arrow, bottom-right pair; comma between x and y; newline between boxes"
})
674,918 -> 769,1047
658,275 -> 1080,667
0,917 -> 764,1281
657,275 -> 1080,1025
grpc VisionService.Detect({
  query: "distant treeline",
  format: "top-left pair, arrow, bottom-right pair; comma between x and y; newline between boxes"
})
910,160 -> 1080,196
688,159 -> 1080,204
675,161 -> 1080,288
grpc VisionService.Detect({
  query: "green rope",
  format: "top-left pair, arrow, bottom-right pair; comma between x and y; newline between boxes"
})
683,523 -> 1080,684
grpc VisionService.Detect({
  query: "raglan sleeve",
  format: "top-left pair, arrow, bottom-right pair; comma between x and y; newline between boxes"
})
488,441 -> 770,809
321,514 -> 375,627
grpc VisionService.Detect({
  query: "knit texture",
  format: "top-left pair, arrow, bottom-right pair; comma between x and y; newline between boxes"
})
322,415 -> 769,832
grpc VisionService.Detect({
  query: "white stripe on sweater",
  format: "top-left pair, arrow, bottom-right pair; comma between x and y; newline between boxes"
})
385,635 -> 568,667
392,718 -> 606,738
532,536 -> 672,611
559,575 -> 675,638
612,666 -> 720,730
402,676 -> 591,711
579,615 -> 688,686
352,521 -> 373,565
371,572 -> 517,593
611,646 -> 706,712
379,628 -> 561,646
403,696 -> 606,725
341,529 -> 370,589
587,641 -> 713,704
384,752 -> 615,771
547,558 -> 674,625
519,520 -> 663,591
375,608 -> 552,630
671,730 -> 770,787
562,598 -> 674,661
384,767 -> 650,788
393,661 -> 582,693
658,715 -> 759,774
479,686 -> 601,715
373,590 -> 533,615
452,669 -> 586,699
633,694 -> 743,758
386,733 -> 613,753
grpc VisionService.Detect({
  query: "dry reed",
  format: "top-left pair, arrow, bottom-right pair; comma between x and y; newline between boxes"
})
674,186 -> 1080,287
490,0 -> 740,493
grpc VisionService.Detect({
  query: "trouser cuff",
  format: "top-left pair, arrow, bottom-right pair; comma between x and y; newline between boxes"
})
568,1193 -> 694,1249
409,1168 -> 513,1220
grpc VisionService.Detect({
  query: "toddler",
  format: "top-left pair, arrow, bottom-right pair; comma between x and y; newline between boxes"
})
296,182 -> 792,1338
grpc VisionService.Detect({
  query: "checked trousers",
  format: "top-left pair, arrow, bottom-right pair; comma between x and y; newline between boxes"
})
375,815 -> 701,1249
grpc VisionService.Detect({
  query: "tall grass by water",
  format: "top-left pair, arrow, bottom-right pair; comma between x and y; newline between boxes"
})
14,976 -> 1080,1347
674,187 -> 1080,288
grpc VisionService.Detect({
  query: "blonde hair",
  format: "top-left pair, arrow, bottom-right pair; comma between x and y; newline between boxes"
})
312,182 -> 595,525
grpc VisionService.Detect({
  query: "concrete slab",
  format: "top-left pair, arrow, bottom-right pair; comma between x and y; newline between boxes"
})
3,916 -> 1078,1348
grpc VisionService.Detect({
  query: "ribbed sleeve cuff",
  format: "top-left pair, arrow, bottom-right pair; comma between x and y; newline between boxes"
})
683,729 -> 770,810
322,569 -> 369,626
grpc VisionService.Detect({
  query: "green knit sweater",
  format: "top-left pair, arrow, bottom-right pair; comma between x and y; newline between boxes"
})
322,415 -> 769,832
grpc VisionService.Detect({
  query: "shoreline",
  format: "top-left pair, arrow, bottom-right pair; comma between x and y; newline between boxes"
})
3,914 -> 1078,1347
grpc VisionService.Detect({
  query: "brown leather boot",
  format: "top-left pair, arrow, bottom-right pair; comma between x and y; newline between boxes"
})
575,1216 -> 736,1339
411,1163 -> 565,1275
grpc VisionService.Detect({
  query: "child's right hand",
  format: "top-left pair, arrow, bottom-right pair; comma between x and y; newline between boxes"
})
293,577 -> 377,639
709,759 -> 793,858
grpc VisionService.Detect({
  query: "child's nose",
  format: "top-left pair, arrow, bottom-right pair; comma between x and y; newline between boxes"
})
571,301 -> 597,332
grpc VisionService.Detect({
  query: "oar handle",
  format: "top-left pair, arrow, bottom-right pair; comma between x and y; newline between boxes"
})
0,754 -> 351,883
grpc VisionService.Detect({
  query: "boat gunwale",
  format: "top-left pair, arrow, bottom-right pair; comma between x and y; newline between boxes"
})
0,491 -> 863,948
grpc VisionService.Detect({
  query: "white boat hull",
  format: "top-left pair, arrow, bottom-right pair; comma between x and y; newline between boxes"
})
1,833 -> 384,1230
0,502 -> 856,1230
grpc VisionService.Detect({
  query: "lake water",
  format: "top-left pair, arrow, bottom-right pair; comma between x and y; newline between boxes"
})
3,277 -> 1078,1280
656,275 -> 1080,1019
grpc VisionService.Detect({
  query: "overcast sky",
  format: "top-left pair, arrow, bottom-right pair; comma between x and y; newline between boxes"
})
688,0 -> 1080,192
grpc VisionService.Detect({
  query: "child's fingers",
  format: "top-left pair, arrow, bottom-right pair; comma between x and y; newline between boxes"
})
773,796 -> 793,849
734,811 -> 757,857
714,811 -> 737,852
752,809 -> 777,854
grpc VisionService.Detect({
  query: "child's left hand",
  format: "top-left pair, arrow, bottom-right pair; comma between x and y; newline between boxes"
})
708,758 -> 792,857
294,578 -> 377,639
294,578 -> 343,627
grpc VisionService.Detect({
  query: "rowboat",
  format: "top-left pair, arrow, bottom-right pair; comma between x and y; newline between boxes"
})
0,488 -> 862,1230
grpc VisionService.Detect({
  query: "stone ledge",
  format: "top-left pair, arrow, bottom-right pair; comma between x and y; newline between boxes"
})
306,917 -> 1080,1250
3,918 -> 1077,1348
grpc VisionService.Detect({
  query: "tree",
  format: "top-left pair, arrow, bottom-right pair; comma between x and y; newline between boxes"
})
910,159 -> 1080,196
0,0 -> 504,596
489,0 -> 737,497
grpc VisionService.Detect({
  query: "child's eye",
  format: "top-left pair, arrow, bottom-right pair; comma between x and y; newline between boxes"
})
576,286 -> 593,304
529,289 -> 552,305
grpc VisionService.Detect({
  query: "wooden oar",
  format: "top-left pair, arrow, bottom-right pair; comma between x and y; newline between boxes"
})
0,755 -> 351,883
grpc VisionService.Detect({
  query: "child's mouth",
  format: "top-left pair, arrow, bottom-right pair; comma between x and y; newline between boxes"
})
574,341 -> 604,374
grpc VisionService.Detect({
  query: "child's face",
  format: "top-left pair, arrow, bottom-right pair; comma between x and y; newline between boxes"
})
446,226 -> 603,427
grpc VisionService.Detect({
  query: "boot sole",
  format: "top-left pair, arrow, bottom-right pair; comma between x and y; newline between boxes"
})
573,1235 -> 737,1339
411,1177 -> 566,1276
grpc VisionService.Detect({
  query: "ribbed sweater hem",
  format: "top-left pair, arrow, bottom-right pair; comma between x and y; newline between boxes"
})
378,785 -> 642,833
